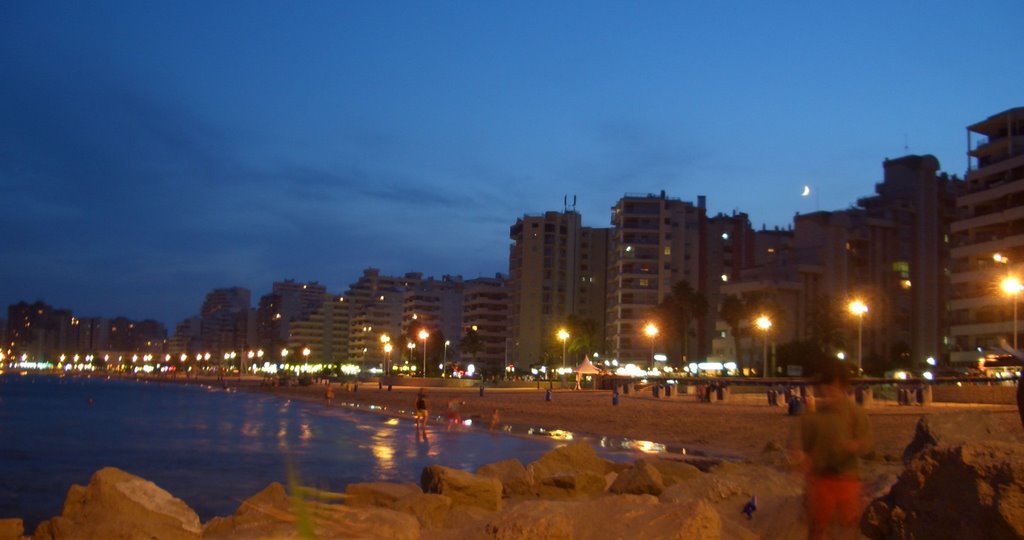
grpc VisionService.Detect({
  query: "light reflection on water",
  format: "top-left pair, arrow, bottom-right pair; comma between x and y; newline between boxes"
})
0,375 -> 624,532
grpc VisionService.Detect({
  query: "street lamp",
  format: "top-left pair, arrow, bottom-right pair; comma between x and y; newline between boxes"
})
1001,276 -> 1023,351
443,339 -> 450,377
643,323 -> 659,368
557,329 -> 570,368
380,334 -> 391,373
755,315 -> 772,377
418,329 -> 429,378
302,347 -> 311,364
848,300 -> 869,373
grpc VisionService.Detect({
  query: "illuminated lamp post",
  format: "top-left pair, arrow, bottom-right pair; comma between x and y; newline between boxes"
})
418,329 -> 430,378
1002,276 -> 1023,351
755,315 -> 772,377
557,329 -> 570,369
380,334 -> 391,373
848,300 -> 869,373
443,339 -> 450,377
643,323 -> 659,369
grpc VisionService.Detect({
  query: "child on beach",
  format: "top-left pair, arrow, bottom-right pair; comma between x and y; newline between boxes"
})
446,398 -> 463,431
324,383 -> 334,406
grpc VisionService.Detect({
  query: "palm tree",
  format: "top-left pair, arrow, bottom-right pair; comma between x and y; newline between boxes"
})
655,280 -> 708,363
460,328 -> 483,369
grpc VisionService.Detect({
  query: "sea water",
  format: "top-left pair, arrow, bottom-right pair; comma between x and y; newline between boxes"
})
0,374 -> 604,531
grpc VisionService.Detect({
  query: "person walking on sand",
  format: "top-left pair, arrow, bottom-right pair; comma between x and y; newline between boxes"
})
414,389 -> 428,440
324,382 -> 334,406
792,358 -> 873,540
445,397 -> 462,431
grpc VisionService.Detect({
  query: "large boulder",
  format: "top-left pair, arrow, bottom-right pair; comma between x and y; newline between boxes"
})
527,442 -> 613,479
527,443 -> 614,499
392,492 -> 452,529
901,411 -> 1020,464
32,467 -> 201,540
642,458 -> 703,487
421,465 -> 503,511
476,459 -> 535,497
202,481 -> 421,539
534,471 -> 608,499
660,462 -> 806,540
482,495 -> 723,539
344,482 -> 422,508
862,441 -> 1024,539
0,519 -> 23,540
609,459 -> 666,495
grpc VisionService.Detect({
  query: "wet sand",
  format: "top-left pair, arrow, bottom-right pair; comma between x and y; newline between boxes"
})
248,380 -> 1021,462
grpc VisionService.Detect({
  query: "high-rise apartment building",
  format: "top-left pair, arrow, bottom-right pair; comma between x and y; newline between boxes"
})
606,192 -> 706,366
345,268 -> 422,368
288,294 -> 349,365
950,107 -> 1024,364
198,287 -> 252,354
255,280 -> 326,352
462,275 -> 509,376
5,301 -> 73,361
508,210 -> 608,369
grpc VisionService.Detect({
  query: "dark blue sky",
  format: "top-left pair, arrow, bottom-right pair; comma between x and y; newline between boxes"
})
2,1 -> 1021,327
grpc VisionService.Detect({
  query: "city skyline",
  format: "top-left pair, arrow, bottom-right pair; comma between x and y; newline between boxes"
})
3,1 -> 1022,326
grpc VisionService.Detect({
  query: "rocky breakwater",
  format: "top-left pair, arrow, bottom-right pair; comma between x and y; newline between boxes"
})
4,417 -> 1022,540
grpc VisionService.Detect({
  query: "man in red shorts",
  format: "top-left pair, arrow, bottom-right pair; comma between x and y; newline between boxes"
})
794,358 -> 873,540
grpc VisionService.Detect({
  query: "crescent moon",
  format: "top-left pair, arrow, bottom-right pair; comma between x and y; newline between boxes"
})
801,185 -> 811,197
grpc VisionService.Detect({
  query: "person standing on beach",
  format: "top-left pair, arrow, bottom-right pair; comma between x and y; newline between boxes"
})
793,359 -> 873,540
324,382 -> 334,406
414,389 -> 428,441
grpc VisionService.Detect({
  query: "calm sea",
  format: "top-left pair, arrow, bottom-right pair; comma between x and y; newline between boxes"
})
0,374 -> 609,531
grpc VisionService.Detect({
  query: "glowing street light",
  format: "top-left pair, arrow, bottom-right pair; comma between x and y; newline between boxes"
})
643,323 -> 659,367
557,328 -> 570,368
443,339 -> 451,376
418,329 -> 430,378
755,315 -> 772,377
848,300 -> 869,373
1001,276 -> 1024,351
380,334 -> 391,373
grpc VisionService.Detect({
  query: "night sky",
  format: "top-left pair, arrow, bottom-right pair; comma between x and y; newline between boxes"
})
2,1 -> 1021,327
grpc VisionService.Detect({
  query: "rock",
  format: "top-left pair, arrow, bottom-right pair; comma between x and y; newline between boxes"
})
535,471 -> 608,499
527,442 -> 614,480
901,411 -> 1017,464
862,441 -> 1024,539
642,458 -> 703,486
660,462 -> 806,540
609,459 -> 666,495
392,492 -> 452,529
476,459 -> 535,497
344,482 -> 422,508
482,495 -> 723,539
421,465 -> 503,511
527,443 -> 615,499
203,481 -> 421,539
0,519 -> 23,540
33,467 -> 201,540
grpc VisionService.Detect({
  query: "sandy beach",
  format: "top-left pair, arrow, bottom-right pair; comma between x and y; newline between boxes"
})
247,379 -> 1021,462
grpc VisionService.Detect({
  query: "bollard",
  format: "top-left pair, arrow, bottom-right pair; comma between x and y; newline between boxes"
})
653,385 -> 660,398
664,384 -> 673,398
353,382 -> 358,393
545,389 -> 552,401
612,391 -> 619,406
378,380 -> 383,390
387,384 -> 392,392
623,383 -> 630,395
479,386 -> 485,397
767,389 -> 775,406
920,385 -> 933,406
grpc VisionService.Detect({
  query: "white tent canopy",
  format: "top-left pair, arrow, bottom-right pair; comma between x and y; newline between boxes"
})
576,356 -> 602,374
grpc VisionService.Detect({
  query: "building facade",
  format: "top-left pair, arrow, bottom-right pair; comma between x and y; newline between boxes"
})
950,107 -> 1024,364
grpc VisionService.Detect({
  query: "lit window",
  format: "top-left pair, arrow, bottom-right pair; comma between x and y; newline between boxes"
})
721,274 -> 728,282
721,233 -> 729,240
